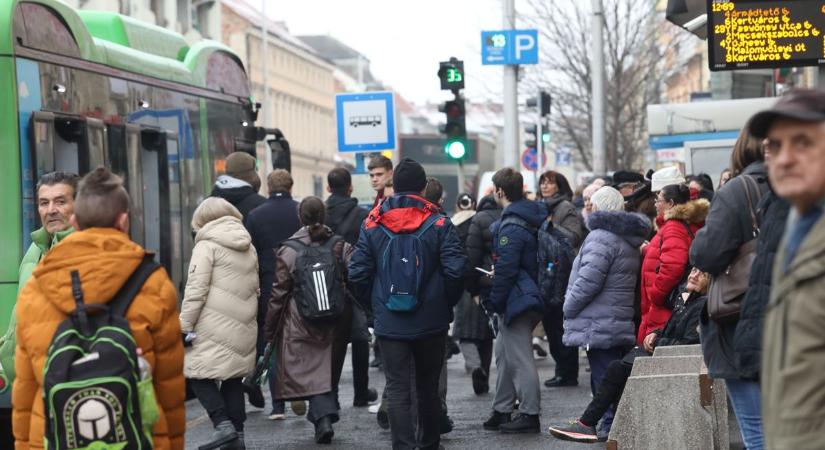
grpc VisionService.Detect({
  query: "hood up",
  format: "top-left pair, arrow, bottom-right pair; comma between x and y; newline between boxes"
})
326,194 -> 359,229
477,194 -> 500,212
664,198 -> 710,224
196,215 -> 252,251
365,194 -> 442,234
502,199 -> 548,228
587,210 -> 651,247
31,228 -> 148,315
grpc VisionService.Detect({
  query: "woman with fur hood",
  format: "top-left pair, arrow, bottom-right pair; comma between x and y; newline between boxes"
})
638,184 -> 710,344
563,186 -> 652,436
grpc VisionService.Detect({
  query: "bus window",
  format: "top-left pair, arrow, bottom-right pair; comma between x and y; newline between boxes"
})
139,128 -> 174,279
125,124 -> 145,246
53,117 -> 86,174
165,131 -> 184,292
31,111 -> 55,177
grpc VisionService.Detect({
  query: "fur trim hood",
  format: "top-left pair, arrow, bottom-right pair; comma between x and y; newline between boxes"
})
451,210 -> 476,227
664,198 -> 710,224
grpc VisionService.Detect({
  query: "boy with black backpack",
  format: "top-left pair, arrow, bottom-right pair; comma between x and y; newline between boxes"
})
349,158 -> 466,450
13,167 -> 185,450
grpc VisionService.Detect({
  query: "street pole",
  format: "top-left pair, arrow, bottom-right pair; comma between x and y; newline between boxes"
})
260,0 -> 272,181
590,0 -> 606,175
503,0 -> 519,169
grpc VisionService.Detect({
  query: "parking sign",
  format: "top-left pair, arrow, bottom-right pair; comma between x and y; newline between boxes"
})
481,29 -> 539,65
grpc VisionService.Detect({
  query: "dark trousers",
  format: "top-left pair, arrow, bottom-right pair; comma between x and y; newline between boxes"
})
586,347 -> 627,432
256,313 -> 285,414
543,303 -> 579,381
352,340 -> 371,400
190,378 -> 246,431
307,390 -> 340,425
581,357 -> 634,427
459,338 -> 493,376
378,333 -> 447,450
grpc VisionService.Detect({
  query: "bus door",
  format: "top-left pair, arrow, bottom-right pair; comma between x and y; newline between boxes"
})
30,112 -> 106,177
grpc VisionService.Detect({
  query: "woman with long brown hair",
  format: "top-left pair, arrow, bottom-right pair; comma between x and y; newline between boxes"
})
264,196 -> 353,444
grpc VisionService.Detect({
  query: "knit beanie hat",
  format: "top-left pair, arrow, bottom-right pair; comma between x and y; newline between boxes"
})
651,166 -> 685,192
392,158 -> 427,193
590,186 -> 625,212
225,152 -> 261,191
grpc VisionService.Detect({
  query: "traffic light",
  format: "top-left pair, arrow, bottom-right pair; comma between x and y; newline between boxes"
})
438,58 -> 465,91
439,96 -> 467,160
524,124 -> 537,149
540,91 -> 551,116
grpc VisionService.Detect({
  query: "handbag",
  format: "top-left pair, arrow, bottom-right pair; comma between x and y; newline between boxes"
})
707,175 -> 762,324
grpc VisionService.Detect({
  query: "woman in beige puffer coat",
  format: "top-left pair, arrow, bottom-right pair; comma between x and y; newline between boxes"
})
180,197 -> 259,450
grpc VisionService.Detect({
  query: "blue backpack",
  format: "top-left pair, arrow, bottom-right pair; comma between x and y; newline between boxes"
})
379,213 -> 441,312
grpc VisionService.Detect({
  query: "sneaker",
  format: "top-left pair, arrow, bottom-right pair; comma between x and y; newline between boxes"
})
267,412 -> 285,420
548,419 -> 598,443
544,376 -> 578,388
353,387 -> 379,407
220,431 -> 245,450
377,405 -> 390,430
291,400 -> 307,416
314,415 -> 334,444
471,367 -> 489,395
368,404 -> 381,414
198,420 -> 238,450
499,413 -> 540,434
369,358 -> 382,369
482,411 -> 512,431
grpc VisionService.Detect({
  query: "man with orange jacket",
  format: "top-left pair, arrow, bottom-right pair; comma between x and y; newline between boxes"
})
12,167 -> 185,450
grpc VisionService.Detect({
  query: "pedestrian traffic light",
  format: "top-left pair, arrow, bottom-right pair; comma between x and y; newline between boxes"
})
540,91 -> 551,117
439,96 -> 467,160
524,124 -> 537,149
438,58 -> 465,91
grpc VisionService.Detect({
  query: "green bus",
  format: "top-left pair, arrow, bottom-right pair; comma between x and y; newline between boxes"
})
0,0 -> 261,421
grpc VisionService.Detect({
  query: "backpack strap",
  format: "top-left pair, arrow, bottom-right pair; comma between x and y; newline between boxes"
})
109,253 -> 162,318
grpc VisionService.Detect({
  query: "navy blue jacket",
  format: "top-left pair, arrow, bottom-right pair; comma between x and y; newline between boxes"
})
348,193 -> 467,340
489,199 -> 547,324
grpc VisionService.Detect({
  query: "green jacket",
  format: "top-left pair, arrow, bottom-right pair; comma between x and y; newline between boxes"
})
762,212 -> 825,449
0,227 -> 73,391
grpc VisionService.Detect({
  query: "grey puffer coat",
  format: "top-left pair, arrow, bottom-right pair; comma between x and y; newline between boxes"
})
563,210 -> 651,349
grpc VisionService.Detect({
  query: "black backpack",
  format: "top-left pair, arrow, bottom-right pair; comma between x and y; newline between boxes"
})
282,236 -> 346,321
536,219 -> 577,308
43,254 -> 160,450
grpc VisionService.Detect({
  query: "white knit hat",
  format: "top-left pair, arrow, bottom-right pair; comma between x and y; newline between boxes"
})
590,186 -> 625,212
651,166 -> 686,192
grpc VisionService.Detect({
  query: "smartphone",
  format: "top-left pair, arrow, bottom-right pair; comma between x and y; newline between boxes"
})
475,266 -> 493,276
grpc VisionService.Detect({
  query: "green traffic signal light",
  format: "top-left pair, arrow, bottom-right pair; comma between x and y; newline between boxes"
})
542,132 -> 551,143
445,140 -> 467,160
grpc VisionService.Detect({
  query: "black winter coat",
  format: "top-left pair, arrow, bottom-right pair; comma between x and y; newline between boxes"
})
457,196 -> 500,341
691,161 -> 770,379
733,190 -> 790,380
542,194 -> 585,248
655,292 -> 707,348
211,179 -> 266,219
244,192 -> 301,324
325,194 -> 369,246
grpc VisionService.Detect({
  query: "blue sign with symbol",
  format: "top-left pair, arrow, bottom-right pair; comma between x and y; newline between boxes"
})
336,91 -> 396,152
521,147 -> 546,171
481,29 -> 539,65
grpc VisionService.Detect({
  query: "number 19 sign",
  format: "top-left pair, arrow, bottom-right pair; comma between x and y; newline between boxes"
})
481,29 -> 539,65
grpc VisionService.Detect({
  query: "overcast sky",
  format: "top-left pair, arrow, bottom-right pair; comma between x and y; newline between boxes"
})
267,0 -> 515,104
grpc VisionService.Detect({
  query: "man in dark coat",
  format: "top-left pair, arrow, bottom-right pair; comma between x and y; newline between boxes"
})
482,168 -> 546,434
461,195 -> 499,395
211,151 -> 266,218
349,158 -> 466,450
323,168 -> 377,407
244,169 -> 301,418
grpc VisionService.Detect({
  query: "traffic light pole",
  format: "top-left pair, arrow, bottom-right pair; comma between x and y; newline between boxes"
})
591,0 -> 606,175
503,0 -> 519,169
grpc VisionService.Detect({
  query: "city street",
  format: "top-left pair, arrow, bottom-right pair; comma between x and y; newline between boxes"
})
184,345 -> 597,449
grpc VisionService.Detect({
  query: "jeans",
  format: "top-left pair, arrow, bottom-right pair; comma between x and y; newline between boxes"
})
726,378 -> 764,450
543,303 -> 579,381
493,311 -> 542,416
378,333 -> 446,450
586,347 -> 627,433
581,358 -> 634,427
190,378 -> 246,431
307,390 -> 339,425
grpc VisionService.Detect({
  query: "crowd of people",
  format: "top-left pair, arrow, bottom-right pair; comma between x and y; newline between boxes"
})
4,88 -> 825,450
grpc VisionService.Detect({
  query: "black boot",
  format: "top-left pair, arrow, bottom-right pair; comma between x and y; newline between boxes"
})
315,416 -> 334,444
198,421 -> 238,450
482,411 -> 512,431
471,367 -> 489,395
499,413 -> 540,434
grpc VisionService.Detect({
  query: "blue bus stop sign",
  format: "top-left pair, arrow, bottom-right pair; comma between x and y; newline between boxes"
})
481,30 -> 539,65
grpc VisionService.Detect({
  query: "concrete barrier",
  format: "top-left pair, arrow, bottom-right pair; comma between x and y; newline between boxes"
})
652,344 -> 702,357
606,353 -> 729,450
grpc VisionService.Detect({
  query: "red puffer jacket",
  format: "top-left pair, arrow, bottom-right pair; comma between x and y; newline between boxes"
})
638,199 -> 709,344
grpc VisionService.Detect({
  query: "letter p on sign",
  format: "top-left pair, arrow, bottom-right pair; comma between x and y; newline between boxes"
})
512,30 -> 538,65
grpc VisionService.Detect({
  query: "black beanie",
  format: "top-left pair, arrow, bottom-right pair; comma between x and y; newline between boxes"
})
393,158 -> 427,193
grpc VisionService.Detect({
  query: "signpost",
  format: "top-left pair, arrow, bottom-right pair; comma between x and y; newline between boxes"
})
335,91 -> 396,152
481,29 -> 539,65
520,147 -> 546,171
708,0 -> 825,71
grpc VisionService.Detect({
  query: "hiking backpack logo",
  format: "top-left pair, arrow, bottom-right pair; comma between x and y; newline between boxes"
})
283,236 -> 346,321
379,214 -> 441,312
43,255 -> 160,450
